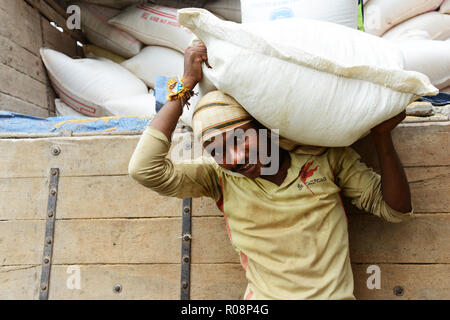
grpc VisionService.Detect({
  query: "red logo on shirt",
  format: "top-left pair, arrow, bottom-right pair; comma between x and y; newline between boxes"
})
298,161 -> 321,195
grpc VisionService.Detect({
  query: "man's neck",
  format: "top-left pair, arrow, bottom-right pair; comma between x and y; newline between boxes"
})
260,148 -> 291,187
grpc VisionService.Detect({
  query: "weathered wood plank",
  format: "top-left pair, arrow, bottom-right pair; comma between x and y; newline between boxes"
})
2,215 -> 448,266
0,217 -> 237,265
352,122 -> 450,168
48,264 -> 180,300
0,177 -> 222,220
0,265 -> 40,300
0,131 -> 189,178
0,35 -> 46,83
0,221 -> 45,265
349,214 -> 450,263
0,0 -> 42,54
24,0 -> 85,44
353,264 -> 450,300
0,63 -> 48,109
41,16 -> 79,58
0,135 -> 139,179
2,263 -> 448,300
407,166 -> 450,213
0,92 -> 49,117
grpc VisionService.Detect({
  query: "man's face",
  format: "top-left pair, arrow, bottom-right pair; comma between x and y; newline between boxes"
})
202,121 -> 274,178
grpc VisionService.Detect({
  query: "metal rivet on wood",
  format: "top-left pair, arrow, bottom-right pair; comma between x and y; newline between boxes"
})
393,285 -> 404,296
39,168 -> 60,300
180,198 -> 192,300
113,284 -> 122,293
51,146 -> 61,156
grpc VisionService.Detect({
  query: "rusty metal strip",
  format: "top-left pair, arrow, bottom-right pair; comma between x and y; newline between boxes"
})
39,168 -> 59,300
180,198 -> 192,300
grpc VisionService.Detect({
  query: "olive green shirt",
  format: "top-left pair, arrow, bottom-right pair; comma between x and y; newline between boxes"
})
128,127 -> 413,300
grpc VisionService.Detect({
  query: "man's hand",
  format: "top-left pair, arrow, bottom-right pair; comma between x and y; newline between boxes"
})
371,110 -> 406,136
183,43 -> 211,89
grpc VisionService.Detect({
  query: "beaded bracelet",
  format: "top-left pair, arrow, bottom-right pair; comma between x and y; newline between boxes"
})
167,76 -> 196,109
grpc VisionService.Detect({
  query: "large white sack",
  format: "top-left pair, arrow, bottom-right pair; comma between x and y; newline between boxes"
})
121,46 -> 184,88
55,99 -> 86,117
77,2 -> 142,58
399,40 -> 450,90
109,3 -> 195,52
40,48 -> 148,117
364,0 -> 442,36
103,94 -> 157,116
178,9 -> 437,147
70,0 -> 145,9
383,12 -> 450,40
441,0 -> 450,14
204,0 -> 242,23
241,0 -> 358,29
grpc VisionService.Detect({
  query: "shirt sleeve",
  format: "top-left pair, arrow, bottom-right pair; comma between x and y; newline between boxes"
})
128,126 -> 222,201
332,147 -> 413,223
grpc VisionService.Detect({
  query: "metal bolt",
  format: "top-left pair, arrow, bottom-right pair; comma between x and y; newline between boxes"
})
41,283 -> 47,291
183,234 -> 191,242
51,146 -> 61,156
50,188 -> 57,196
183,256 -> 190,264
182,281 -> 189,289
394,286 -> 404,296
46,237 -> 52,245
43,257 -> 50,264
48,210 -> 54,218
183,207 -> 190,214
51,169 -> 58,176
113,284 -> 122,293
184,142 -> 192,150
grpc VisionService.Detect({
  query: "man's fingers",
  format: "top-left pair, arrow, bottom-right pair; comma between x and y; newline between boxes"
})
203,54 -> 212,69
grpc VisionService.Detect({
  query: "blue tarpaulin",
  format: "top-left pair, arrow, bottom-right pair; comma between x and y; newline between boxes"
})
0,111 -> 154,134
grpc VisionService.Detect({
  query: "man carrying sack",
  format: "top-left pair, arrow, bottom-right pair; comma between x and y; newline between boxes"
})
128,44 -> 413,300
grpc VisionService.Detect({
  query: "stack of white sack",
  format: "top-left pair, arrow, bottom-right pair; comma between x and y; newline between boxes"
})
363,0 -> 450,40
178,8 -> 438,147
382,11 -> 450,40
40,48 -> 156,117
241,0 -> 359,29
398,39 -> 450,90
75,2 -> 143,58
121,46 -> 184,88
108,3 -> 196,53
363,0 -> 443,37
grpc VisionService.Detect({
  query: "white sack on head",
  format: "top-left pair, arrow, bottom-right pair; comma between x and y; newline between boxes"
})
398,40 -> 450,90
40,48 -> 148,117
363,0 -> 442,36
440,0 -> 450,14
382,12 -> 450,40
121,46 -> 184,88
76,2 -> 142,58
241,0 -> 358,29
178,9 -> 437,147
109,3 -> 195,53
